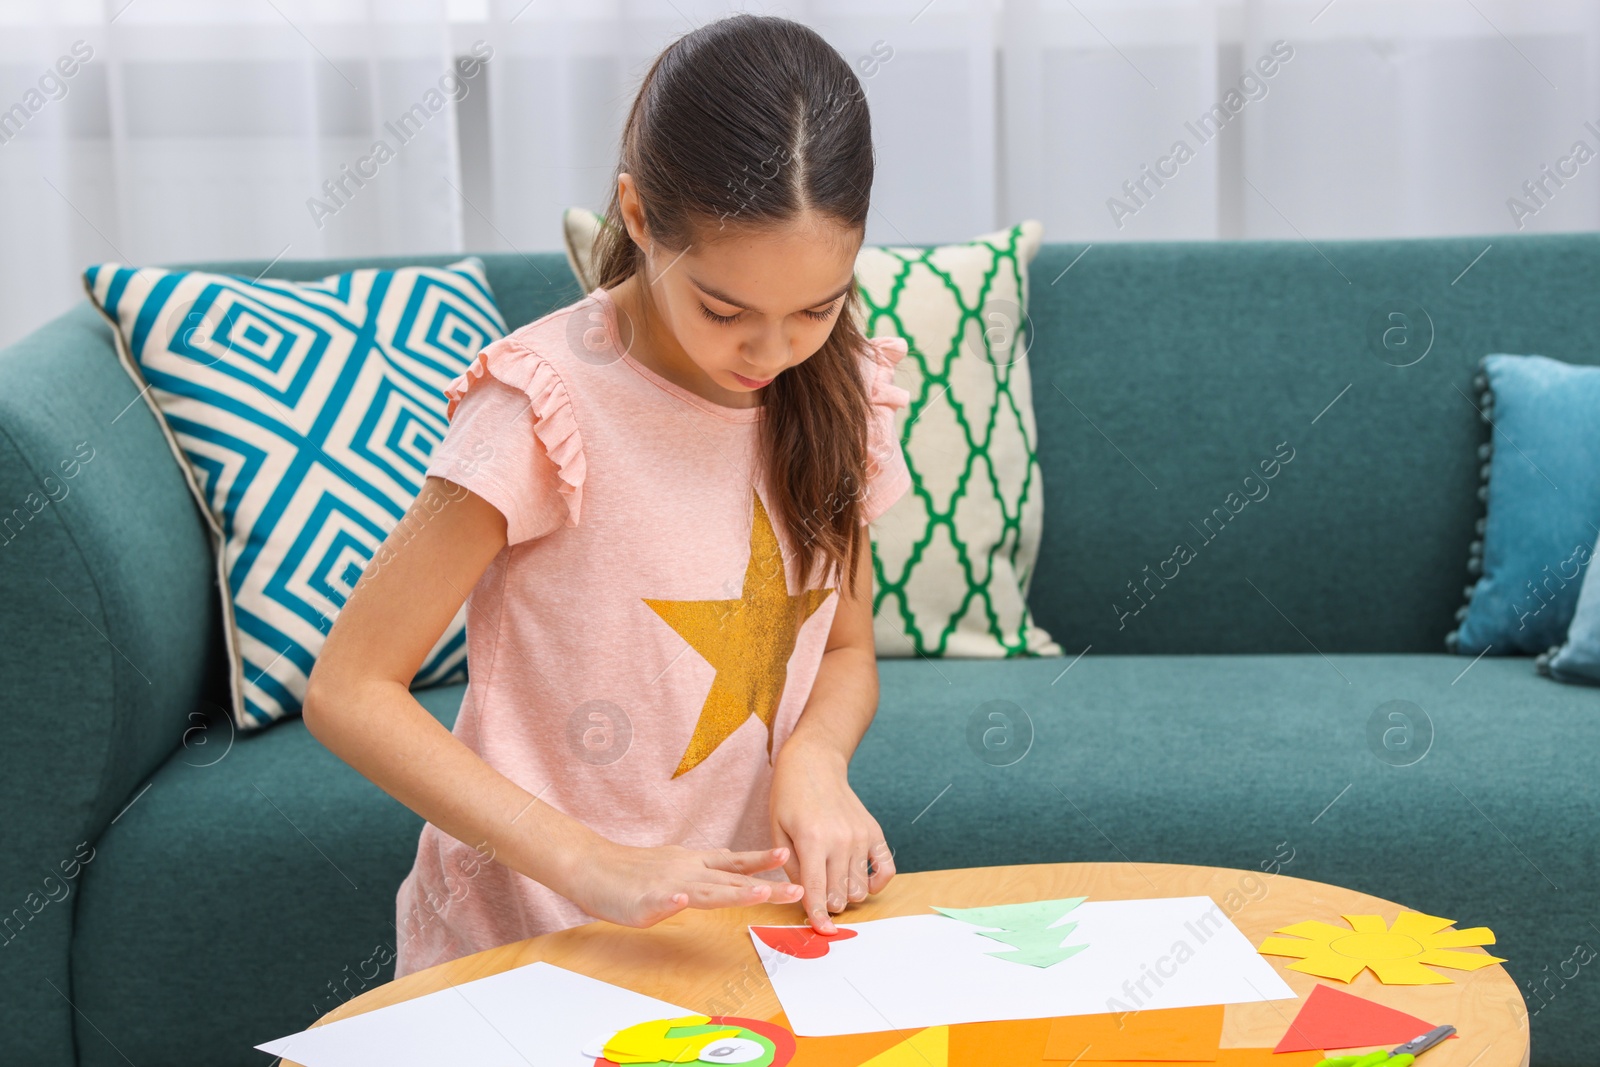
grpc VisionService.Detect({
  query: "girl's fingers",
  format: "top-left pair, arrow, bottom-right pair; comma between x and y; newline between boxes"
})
706,847 -> 790,876
701,850 -> 804,901
798,845 -> 835,933
698,867 -> 769,888
824,848 -> 851,915
698,867 -> 804,901
866,839 -> 896,895
766,879 -> 805,904
838,831 -> 876,902
641,877 -> 807,922
681,880 -> 778,910
844,847 -> 871,903
636,889 -> 691,927
771,826 -> 801,888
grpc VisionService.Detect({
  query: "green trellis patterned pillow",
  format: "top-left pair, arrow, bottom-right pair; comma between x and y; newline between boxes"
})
854,221 -> 1058,658
561,208 -> 1059,659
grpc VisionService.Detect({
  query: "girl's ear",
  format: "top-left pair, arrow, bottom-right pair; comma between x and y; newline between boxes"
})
616,172 -> 653,254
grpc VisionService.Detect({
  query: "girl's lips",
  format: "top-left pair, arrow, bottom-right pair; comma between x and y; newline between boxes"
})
732,371 -> 774,388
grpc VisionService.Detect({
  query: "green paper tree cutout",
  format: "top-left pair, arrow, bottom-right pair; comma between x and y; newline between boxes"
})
932,896 -> 1089,968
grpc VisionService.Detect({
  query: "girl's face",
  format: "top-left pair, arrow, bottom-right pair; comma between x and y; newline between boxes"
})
617,175 -> 862,401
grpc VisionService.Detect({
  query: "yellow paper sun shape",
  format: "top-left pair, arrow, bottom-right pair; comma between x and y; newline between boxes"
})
1259,912 -> 1506,985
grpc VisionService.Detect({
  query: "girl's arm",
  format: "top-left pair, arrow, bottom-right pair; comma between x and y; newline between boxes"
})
304,476 -> 803,929
769,532 -> 897,933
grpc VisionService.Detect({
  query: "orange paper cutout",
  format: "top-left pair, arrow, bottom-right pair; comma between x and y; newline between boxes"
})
1046,1048 -> 1325,1067
949,1017 -> 1054,1065
1215,1051 -> 1326,1067
1044,1005 -> 1224,1061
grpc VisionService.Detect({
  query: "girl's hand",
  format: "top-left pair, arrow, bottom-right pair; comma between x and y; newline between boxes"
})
769,737 -> 895,933
559,841 -> 805,928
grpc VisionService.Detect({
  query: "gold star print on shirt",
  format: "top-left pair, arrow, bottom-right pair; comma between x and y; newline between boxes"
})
643,489 -> 835,779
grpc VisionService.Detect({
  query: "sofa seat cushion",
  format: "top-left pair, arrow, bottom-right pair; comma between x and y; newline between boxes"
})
71,656 -> 1594,1064
70,683 -> 465,1067
855,655 -> 1594,1062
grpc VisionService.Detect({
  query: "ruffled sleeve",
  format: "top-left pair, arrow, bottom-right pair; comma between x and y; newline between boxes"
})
435,333 -> 588,533
858,335 -> 913,526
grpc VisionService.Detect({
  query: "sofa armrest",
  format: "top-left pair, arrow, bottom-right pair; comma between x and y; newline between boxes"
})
0,302 -> 218,1067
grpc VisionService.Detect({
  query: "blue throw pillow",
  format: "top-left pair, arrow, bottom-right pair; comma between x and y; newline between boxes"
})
85,258 -> 508,731
1537,526 -> 1600,685
1446,353 -> 1600,656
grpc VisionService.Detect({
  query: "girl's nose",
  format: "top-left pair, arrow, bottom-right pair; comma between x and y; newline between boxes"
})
743,333 -> 792,376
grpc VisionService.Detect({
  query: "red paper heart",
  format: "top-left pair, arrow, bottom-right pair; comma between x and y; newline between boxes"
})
752,925 -> 858,958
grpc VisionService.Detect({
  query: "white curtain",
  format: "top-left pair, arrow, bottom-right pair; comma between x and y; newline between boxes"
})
3,0 -> 1599,349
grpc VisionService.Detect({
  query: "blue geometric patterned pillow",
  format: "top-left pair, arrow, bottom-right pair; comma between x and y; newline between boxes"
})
84,258 -> 508,731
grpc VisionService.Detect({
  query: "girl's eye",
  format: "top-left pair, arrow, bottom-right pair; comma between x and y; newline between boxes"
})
698,302 -> 742,325
696,301 -> 838,325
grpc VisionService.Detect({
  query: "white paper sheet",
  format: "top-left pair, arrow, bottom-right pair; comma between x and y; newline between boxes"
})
751,895 -> 1296,1036
255,960 -> 697,1066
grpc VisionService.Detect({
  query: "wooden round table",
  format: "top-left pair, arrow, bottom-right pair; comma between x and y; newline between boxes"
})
288,862 -> 1528,1066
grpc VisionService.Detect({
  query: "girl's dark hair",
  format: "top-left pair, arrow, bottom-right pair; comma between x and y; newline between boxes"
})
592,13 -> 876,595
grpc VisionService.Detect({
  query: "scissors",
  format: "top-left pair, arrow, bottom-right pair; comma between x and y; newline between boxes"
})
1315,1025 -> 1457,1067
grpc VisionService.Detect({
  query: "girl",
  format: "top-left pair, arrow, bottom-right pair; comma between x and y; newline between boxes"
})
304,12 -> 912,980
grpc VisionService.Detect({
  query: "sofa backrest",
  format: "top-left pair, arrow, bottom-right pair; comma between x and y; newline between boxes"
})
1025,233 -> 1600,655
185,236 -> 1600,656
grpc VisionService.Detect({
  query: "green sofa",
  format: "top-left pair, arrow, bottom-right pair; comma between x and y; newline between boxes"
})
3,235 -> 1594,1067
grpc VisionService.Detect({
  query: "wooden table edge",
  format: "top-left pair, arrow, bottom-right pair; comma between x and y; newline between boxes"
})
282,861 -> 1530,1067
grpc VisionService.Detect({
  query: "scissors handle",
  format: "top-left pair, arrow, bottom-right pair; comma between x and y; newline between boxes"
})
1316,1053 -> 1415,1067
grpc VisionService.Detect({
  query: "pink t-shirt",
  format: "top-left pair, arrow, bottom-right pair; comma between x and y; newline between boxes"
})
392,285 -> 912,978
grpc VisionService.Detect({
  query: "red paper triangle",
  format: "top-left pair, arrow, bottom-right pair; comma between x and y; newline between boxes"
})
1275,986 -> 1446,1053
